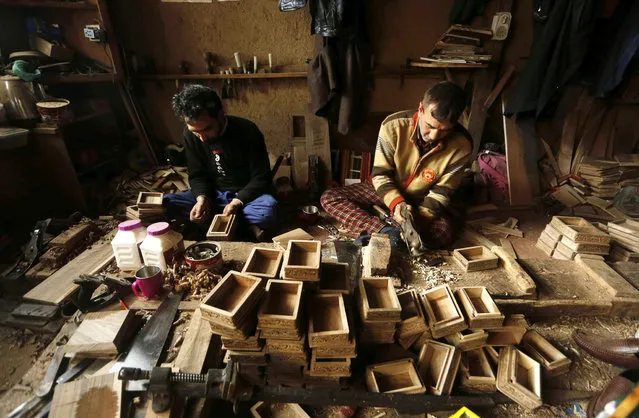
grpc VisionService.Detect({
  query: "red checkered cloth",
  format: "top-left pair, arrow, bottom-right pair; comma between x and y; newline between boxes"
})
320,182 -> 454,247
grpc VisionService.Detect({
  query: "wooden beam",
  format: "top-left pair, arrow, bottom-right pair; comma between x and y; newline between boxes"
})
502,102 -> 537,206
483,64 -> 515,111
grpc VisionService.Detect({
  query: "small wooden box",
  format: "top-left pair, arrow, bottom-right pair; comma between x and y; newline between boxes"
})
136,191 -> 163,208
453,246 -> 499,272
522,330 -> 571,376
308,294 -> 349,347
417,340 -> 461,396
282,240 -> 321,281
258,280 -> 303,330
365,358 -> 425,394
318,262 -> 350,294
250,402 -> 310,418
420,285 -> 467,338
200,270 -> 263,328
496,347 -> 542,410
455,287 -> 504,329
397,289 -> 428,338
485,315 -> 527,346
459,348 -> 496,393
309,351 -> 351,376
444,328 -> 488,351
549,216 -> 611,245
243,248 -> 284,279
359,277 -> 401,321
206,214 -> 237,241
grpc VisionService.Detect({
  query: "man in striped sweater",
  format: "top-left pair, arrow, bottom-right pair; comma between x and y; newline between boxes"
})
321,81 -> 472,249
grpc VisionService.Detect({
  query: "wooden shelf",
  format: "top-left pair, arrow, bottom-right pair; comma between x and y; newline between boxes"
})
132,72 -> 307,81
39,73 -> 116,84
0,0 -> 97,9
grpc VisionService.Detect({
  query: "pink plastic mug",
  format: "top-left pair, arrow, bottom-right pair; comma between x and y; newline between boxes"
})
132,265 -> 164,299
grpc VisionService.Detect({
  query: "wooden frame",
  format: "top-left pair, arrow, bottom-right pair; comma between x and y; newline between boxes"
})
485,315 -> 527,346
365,359 -> 425,394
420,285 -> 467,338
455,287 -> 504,329
200,270 -> 263,328
522,330 -> 571,376
318,262 -> 350,294
496,347 -> 542,410
397,289 -> 428,338
459,348 -> 496,393
453,246 -> 499,272
250,402 -> 310,418
308,294 -> 349,347
257,280 -> 303,330
282,240 -> 321,281
444,328 -> 488,351
417,340 -> 461,396
206,214 -> 237,241
242,248 -> 284,279
549,216 -> 611,245
136,191 -> 163,208
358,277 -> 401,321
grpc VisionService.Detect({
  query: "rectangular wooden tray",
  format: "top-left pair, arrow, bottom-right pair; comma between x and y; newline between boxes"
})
243,248 -> 284,279
359,277 -> 401,321
453,246 -> 499,272
206,214 -> 237,241
318,262 -> 350,294
200,270 -> 263,328
459,348 -> 496,393
417,340 -> 461,396
308,294 -> 349,347
420,285 -> 467,338
397,289 -> 428,338
365,358 -> 425,394
455,287 -> 504,329
136,191 -> 163,208
521,330 -> 571,376
282,240 -> 321,281
257,279 -> 303,330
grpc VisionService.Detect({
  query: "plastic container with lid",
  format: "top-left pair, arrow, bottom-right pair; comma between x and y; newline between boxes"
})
111,220 -> 147,271
140,222 -> 184,271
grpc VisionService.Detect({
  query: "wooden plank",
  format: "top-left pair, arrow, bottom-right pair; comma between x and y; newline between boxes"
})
24,238 -> 115,305
610,262 -> 639,290
491,246 -> 536,296
482,64 -> 515,111
64,310 -> 139,357
571,104 -> 607,174
478,222 -> 524,238
174,309 -> 215,373
11,303 -> 58,320
49,222 -> 94,248
540,138 -> 561,180
500,238 -> 517,259
502,102 -> 535,206
557,91 -> 591,176
50,373 -> 122,418
575,255 -> 639,299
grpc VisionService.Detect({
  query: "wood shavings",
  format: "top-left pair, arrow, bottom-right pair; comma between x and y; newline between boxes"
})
409,257 -> 460,288
164,261 -> 222,300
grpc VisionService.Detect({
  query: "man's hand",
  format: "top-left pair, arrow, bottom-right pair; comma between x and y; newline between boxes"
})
223,198 -> 243,216
190,195 -> 210,223
393,202 -> 413,224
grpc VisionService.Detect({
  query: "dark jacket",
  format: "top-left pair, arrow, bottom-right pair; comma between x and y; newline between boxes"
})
184,116 -> 273,204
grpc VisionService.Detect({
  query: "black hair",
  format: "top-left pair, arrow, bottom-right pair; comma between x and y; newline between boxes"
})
171,84 -> 223,120
423,81 -> 467,123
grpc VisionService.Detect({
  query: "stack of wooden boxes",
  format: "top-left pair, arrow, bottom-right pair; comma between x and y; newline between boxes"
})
357,277 -> 401,344
577,157 -> 621,198
396,289 -> 429,349
536,216 -> 611,260
607,220 -> 639,261
133,192 -> 165,223
281,240 -> 321,282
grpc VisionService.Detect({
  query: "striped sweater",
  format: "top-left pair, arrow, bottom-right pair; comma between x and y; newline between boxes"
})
371,110 -> 472,220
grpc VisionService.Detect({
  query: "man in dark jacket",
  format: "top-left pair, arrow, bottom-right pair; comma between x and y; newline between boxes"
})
164,85 -> 277,240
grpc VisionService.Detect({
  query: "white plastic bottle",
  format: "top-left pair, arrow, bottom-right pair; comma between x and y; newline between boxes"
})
140,222 -> 184,271
111,220 -> 146,271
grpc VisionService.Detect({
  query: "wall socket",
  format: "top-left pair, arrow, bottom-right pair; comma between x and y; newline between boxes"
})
83,24 -> 106,43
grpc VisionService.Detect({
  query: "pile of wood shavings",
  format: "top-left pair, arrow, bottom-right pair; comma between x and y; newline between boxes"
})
410,259 -> 459,288
164,261 -> 222,300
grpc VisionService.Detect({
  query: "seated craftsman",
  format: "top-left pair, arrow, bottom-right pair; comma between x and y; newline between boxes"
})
164,84 -> 277,241
321,81 -> 472,249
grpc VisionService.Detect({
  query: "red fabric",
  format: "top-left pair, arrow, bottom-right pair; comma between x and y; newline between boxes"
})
477,151 -> 509,202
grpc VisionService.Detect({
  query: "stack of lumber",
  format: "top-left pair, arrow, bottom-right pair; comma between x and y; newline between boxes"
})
616,154 -> 639,184
357,277 -> 401,344
536,216 -> 611,260
410,25 -> 492,68
129,192 -> 165,223
607,220 -> 639,261
577,158 -> 621,198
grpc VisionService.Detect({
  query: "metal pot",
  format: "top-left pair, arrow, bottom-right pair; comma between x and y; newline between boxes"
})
0,76 -> 39,127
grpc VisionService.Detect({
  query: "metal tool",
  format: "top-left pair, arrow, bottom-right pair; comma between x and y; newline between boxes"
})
71,274 -> 134,312
372,204 -> 426,257
2,219 -> 51,281
111,292 -> 183,391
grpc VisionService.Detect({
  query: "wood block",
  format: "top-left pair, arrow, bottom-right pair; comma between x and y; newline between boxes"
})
318,262 -> 350,294
358,277 -> 401,321
362,233 -> 391,277
543,224 -> 563,242
206,214 -> 237,241
444,329 -> 488,351
549,216 -> 611,245
560,237 -> 609,255
136,191 -> 163,208
242,248 -> 284,280
496,347 -> 542,410
417,340 -> 461,396
453,246 -> 499,272
63,310 -> 139,357
313,337 -> 356,358
308,294 -> 349,347
484,315 -> 527,346
575,255 -> 639,298
397,290 -> 428,338
272,228 -> 314,251
200,270 -> 264,328
309,352 -> 351,376
459,348 -> 496,393
11,303 -> 58,320
50,373 -> 122,418
455,287 -> 504,329
250,402 -> 310,418
420,285 -> 467,338
521,330 -> 571,377
258,280 -> 303,329
282,240 -> 321,281
365,358 -> 425,394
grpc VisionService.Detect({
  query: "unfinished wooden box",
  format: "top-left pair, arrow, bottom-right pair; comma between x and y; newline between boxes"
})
560,237 -> 609,255
420,285 -> 467,338
362,233 -> 391,277
308,294 -> 349,347
455,287 -> 504,329
444,329 -> 488,351
313,337 -> 356,359
250,402 -> 310,418
222,333 -> 263,352
136,191 -> 163,208
496,347 -> 542,410
417,340 -> 461,396
459,348 -> 496,393
549,216 -> 611,245
485,315 -> 527,346
242,248 -> 284,279
397,289 -> 428,338
522,330 -> 571,376
453,246 -> 499,272
200,270 -> 264,328
258,326 -> 302,341
282,240 -> 321,281
206,214 -> 237,241
309,352 -> 351,376
366,359 -> 425,394
258,280 -> 303,329
358,277 -> 401,321
318,262 -> 350,294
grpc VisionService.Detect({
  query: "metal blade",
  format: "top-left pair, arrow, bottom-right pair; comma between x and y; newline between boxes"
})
36,347 -> 67,397
56,358 -> 95,384
111,292 -> 182,390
